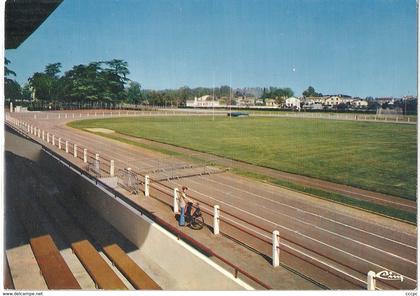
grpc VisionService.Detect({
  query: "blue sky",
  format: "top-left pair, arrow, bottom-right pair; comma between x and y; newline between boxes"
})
5,0 -> 417,97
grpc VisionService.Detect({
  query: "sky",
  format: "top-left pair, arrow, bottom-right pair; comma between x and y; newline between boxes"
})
5,0 -> 417,97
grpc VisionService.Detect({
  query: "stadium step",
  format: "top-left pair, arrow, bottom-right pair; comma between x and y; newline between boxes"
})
103,244 -> 161,290
71,240 -> 128,290
30,235 -> 81,289
6,245 -> 48,290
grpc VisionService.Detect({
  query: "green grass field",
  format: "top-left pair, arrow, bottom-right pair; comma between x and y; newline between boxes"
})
69,116 -> 417,200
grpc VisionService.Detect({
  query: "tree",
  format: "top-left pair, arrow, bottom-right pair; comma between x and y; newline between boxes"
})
4,58 -> 16,78
5,80 -> 21,101
126,81 -> 142,104
4,58 -> 21,101
21,83 -> 32,100
44,63 -> 62,78
302,86 -> 322,97
28,72 -> 51,101
367,101 -> 380,111
260,87 -> 294,105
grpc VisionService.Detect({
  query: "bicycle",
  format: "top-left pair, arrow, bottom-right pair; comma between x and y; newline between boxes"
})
186,202 -> 205,230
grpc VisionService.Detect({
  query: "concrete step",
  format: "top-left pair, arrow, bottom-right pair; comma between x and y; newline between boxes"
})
6,245 -> 48,290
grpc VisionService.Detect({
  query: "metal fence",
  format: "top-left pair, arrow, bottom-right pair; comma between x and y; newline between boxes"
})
117,168 -> 142,194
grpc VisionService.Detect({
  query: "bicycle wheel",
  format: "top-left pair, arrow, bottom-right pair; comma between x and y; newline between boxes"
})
189,216 -> 204,230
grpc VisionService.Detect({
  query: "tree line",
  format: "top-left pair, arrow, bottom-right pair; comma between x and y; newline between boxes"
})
5,59 -> 301,108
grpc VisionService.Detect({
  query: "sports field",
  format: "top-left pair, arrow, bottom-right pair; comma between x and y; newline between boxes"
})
69,116 -> 417,200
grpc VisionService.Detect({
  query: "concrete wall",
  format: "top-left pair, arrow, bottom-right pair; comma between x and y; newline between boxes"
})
5,127 -> 252,290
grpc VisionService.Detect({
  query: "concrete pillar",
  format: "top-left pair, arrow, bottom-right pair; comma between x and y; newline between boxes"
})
110,160 -> 115,177
74,144 -> 78,158
272,230 -> 280,267
83,149 -> 88,163
47,133 -> 50,143
58,138 -> 62,149
213,205 -> 220,235
367,271 -> 376,291
173,188 -> 179,213
37,129 -> 41,138
408,117 -> 410,123
52,135 -> 55,146
58,114 -> 61,119
27,125 -> 30,133
73,113 -> 75,118
30,125 -> 33,134
65,113 -> 67,119
42,130 -> 45,141
10,102 -> 13,112
65,141 -> 69,153
145,175 -> 150,197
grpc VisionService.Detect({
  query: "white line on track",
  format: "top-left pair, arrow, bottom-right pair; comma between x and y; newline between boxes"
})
155,174 -> 417,282
201,175 -> 417,249
197,178 -> 416,263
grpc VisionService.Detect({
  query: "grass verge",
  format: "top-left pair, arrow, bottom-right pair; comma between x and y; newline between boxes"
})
70,127 -> 416,224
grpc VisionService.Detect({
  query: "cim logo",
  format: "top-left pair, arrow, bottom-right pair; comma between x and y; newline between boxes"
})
375,270 -> 404,282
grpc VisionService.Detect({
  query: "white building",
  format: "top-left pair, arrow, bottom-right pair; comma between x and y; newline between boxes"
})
351,100 -> 368,108
186,95 -> 220,107
324,96 -> 343,106
285,97 -> 301,110
265,99 -> 279,107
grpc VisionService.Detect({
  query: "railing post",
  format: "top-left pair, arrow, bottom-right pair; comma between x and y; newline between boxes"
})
65,141 -> 69,153
367,271 -> 376,291
110,160 -> 115,176
213,205 -> 220,235
95,153 -> 100,171
37,129 -> 41,138
30,125 -> 33,134
10,102 -> 13,112
52,135 -> 55,146
173,188 -> 179,213
74,144 -> 78,158
144,175 -> 150,197
272,230 -> 280,267
27,125 -> 30,133
42,130 -> 45,141
58,138 -> 62,149
47,132 -> 50,143
83,149 -> 87,163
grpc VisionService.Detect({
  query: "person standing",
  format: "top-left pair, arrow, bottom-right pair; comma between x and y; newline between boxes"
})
179,186 -> 190,226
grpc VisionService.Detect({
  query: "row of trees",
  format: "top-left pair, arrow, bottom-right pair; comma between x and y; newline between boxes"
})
6,59 -> 301,108
28,60 -> 135,105
261,87 -> 294,105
